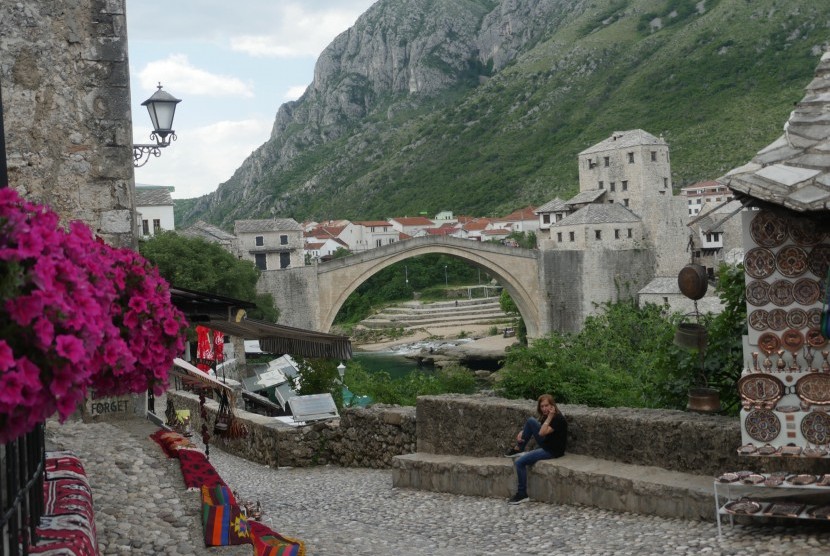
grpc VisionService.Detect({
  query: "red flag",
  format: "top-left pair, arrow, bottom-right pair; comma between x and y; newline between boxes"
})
214,333 -> 224,363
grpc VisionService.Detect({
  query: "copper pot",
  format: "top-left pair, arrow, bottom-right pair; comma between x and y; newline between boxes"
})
687,387 -> 721,413
677,264 -> 708,300
674,322 -> 708,351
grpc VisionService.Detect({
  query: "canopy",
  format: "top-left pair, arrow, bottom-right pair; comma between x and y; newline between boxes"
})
169,286 -> 352,360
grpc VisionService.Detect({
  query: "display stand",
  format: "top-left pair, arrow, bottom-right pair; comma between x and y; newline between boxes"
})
714,474 -> 830,539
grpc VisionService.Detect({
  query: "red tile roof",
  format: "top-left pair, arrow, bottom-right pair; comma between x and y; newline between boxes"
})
390,216 -> 434,226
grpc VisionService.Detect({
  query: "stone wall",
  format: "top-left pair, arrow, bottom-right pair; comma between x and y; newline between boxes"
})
416,395 -> 828,476
168,390 -> 415,468
1,0 -> 136,248
256,265 -> 321,330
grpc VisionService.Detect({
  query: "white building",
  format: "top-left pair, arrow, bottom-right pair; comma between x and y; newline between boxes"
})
352,220 -> 398,251
680,180 -> 734,216
234,218 -> 304,271
535,197 -> 568,239
388,216 -> 435,236
135,185 -> 175,238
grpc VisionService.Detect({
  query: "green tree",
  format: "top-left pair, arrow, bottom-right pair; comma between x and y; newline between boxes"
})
139,231 -> 278,321
289,357 -> 344,409
499,289 -> 527,345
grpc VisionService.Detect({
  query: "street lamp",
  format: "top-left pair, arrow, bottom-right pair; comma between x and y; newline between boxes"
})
405,265 -> 409,287
337,362 -> 346,383
444,265 -> 448,286
133,83 -> 182,167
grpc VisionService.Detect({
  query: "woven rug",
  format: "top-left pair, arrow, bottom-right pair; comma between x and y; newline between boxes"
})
149,429 -> 196,458
249,521 -> 306,556
177,448 -> 227,490
201,485 -> 249,546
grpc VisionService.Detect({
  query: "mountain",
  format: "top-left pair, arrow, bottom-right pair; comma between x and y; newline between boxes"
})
176,0 -> 830,230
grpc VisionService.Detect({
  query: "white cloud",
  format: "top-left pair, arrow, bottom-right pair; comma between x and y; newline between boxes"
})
284,85 -> 308,101
229,4 -> 370,58
134,118 -> 272,199
138,54 -> 254,98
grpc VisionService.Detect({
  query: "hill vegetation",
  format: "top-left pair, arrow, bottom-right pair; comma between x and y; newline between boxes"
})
177,0 -> 830,230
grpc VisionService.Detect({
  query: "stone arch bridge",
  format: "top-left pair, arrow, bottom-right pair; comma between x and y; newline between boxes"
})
256,235 -> 656,339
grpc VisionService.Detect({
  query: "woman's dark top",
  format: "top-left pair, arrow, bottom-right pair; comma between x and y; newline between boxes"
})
540,412 -> 567,457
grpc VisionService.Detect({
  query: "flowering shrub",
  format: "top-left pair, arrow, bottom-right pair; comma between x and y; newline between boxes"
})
0,188 -> 187,443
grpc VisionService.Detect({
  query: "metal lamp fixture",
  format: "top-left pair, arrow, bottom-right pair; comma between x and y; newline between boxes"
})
133,83 -> 181,167
337,362 -> 346,383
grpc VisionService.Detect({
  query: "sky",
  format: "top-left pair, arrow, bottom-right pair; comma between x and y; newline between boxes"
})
127,0 -> 378,199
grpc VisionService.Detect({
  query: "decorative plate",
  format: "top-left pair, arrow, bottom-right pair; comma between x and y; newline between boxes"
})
757,444 -> 778,455
744,247 -> 777,279
746,280 -> 772,307
736,443 -> 757,455
782,329 -> 804,352
808,308 -> 824,328
780,444 -> 803,457
796,374 -> 830,406
724,498 -> 763,515
742,474 -> 766,485
803,447 -> 828,458
806,328 -> 828,348
717,472 -> 739,483
735,470 -> 755,478
746,280 -> 771,307
808,244 -> 830,278
738,374 -> 785,407
793,278 -> 821,306
787,474 -> 815,484
764,502 -> 805,517
764,476 -> 785,487
768,279 -> 794,307
767,309 -> 788,331
789,216 -> 827,246
750,210 -> 789,248
817,474 -> 830,486
749,310 -> 770,331
801,411 -> 830,444
776,246 -> 809,277
744,410 -> 781,443
775,405 -> 800,413
807,506 -> 830,519
786,308 -> 808,329
757,332 -> 781,356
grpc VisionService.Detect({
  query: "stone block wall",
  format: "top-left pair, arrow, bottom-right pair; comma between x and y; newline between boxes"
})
168,390 -> 415,468
1,0 -> 136,248
256,265 -> 321,330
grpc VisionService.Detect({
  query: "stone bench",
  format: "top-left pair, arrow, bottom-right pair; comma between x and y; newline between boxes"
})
392,452 -> 714,521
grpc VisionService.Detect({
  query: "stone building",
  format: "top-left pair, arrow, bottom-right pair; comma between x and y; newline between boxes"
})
1,0 -> 136,248
234,218 -> 304,271
135,185 -> 175,238
180,220 -> 238,252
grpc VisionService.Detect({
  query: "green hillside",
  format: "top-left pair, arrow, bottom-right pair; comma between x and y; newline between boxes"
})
180,0 -> 829,229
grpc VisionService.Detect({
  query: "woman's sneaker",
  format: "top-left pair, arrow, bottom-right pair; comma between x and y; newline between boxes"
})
508,492 -> 529,505
504,446 -> 523,458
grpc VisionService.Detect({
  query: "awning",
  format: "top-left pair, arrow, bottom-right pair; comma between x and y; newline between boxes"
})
169,286 -> 352,360
171,358 -> 236,399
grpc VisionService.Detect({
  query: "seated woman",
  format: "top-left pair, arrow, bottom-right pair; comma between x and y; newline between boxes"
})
504,393 -> 567,504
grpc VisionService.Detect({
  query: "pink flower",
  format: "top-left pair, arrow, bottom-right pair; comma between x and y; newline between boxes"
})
0,340 -> 14,371
55,335 -> 86,364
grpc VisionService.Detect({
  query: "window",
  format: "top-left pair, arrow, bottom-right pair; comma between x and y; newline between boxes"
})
376,239 -> 382,247
628,152 -> 634,163
280,234 -> 288,245
608,200 -> 614,204
153,219 -> 161,233
142,220 -> 149,235
543,214 -> 551,224
595,230 -> 602,240
599,181 -> 604,189
621,180 -> 628,191
280,252 -> 290,269
716,197 -> 721,202
604,156 -> 609,167
659,191 -> 666,195
569,231 -> 575,242
255,254 -> 267,270
663,178 -> 669,189
588,159 -> 597,169
623,199 -> 629,207
610,182 -> 616,192
627,228 -> 633,238
614,229 -> 620,239
706,233 -> 713,242
663,297 -> 669,304
388,238 -> 395,244
255,236 -> 264,246
651,151 -> 657,161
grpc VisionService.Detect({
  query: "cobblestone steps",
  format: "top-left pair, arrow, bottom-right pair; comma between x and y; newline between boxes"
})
361,297 -> 513,330
391,452 -> 714,521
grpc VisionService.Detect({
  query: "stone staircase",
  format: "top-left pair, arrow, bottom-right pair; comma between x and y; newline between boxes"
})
359,297 -> 514,330
392,396 -> 828,521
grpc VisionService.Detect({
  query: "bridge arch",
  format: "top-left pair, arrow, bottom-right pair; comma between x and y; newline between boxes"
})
315,236 -> 544,337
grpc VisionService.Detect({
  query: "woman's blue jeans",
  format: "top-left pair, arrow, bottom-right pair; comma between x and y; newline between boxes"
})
514,417 -> 556,496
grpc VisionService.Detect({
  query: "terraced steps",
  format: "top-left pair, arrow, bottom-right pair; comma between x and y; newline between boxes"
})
360,297 -> 514,330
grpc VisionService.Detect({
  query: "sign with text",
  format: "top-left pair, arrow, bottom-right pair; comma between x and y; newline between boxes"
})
82,390 -> 142,422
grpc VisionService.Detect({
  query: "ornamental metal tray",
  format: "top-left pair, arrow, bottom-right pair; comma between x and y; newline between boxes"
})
776,245 -> 809,278
796,374 -> 830,405
738,374 -> 785,408
745,247 -> 777,279
724,498 -> 763,515
786,474 -> 816,485
807,505 -> 830,519
750,211 -> 789,248
763,502 -> 805,518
